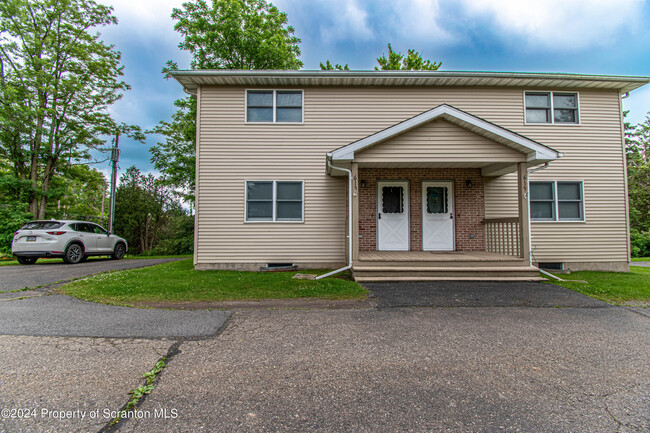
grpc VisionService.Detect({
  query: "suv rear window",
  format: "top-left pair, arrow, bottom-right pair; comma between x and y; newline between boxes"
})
21,221 -> 64,230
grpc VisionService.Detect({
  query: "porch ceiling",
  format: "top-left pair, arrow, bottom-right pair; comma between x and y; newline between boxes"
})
327,104 -> 560,177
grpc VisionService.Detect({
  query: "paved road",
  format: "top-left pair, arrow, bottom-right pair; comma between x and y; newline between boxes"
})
0,258 -> 185,292
123,305 -> 649,433
0,294 -> 230,338
0,257 -> 230,338
1,281 -> 648,432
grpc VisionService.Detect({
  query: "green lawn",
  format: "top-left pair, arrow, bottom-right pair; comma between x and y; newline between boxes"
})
0,254 -> 191,266
547,266 -> 650,304
631,257 -> 650,262
59,259 -> 367,306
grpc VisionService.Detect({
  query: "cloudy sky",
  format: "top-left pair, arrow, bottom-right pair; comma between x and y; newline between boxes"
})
96,0 -> 650,176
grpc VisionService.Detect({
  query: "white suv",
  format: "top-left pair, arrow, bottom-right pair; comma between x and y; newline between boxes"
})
11,220 -> 128,265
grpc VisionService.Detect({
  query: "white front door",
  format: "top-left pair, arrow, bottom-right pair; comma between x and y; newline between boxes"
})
377,181 -> 409,251
422,181 -> 455,251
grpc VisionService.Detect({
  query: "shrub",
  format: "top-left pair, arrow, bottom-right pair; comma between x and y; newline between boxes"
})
630,230 -> 650,258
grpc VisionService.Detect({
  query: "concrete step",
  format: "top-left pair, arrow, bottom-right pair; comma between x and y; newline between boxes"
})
352,264 -> 541,282
354,276 -> 546,282
353,260 -> 529,268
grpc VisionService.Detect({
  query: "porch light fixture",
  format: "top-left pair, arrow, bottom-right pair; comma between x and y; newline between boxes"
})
360,180 -> 366,188
466,179 -> 472,188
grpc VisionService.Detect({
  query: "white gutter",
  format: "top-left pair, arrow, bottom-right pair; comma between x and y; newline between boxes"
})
526,162 -> 551,267
316,160 -> 353,279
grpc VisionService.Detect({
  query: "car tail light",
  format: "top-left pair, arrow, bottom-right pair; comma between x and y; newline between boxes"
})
46,231 -> 67,235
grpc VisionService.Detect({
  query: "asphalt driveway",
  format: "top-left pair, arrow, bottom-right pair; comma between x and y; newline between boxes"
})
0,257 -> 185,292
1,278 -> 648,432
365,280 -> 609,308
0,257 -> 230,338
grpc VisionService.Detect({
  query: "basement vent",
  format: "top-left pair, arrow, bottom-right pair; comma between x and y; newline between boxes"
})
260,263 -> 297,272
537,262 -> 564,271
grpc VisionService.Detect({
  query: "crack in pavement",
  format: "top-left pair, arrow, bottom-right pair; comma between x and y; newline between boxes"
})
98,315 -> 233,432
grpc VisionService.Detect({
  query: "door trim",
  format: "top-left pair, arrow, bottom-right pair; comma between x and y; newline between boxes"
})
421,180 -> 455,251
377,180 -> 410,251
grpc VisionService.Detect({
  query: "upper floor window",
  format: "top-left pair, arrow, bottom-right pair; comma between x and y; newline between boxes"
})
246,90 -> 303,123
525,92 -> 579,124
530,181 -> 584,222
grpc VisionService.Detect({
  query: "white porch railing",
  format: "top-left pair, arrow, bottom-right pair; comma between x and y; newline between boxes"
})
482,217 -> 521,257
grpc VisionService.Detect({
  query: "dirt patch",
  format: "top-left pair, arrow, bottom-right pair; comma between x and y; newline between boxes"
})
131,297 -> 371,310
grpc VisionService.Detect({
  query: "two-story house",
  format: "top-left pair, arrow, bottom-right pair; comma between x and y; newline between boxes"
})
171,70 -> 649,281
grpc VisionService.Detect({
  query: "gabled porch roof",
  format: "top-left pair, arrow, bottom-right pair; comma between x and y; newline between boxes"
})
327,104 -> 561,177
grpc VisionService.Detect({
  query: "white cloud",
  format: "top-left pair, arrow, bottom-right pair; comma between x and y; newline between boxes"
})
460,0 -> 642,51
101,0 -> 184,43
315,0 -> 374,43
389,0 -> 455,44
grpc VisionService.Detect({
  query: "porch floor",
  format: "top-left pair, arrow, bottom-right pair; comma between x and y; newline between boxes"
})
357,251 -> 523,263
353,251 -> 541,282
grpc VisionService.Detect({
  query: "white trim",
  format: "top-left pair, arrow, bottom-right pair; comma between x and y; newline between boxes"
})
244,89 -> 304,124
523,91 -> 581,126
244,180 -> 305,223
330,104 -> 560,163
529,180 -> 585,222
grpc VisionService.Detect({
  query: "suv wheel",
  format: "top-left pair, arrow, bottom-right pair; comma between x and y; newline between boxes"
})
112,243 -> 126,260
63,243 -> 84,264
16,257 -> 38,265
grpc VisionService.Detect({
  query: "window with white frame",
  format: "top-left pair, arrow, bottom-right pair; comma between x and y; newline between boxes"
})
246,90 -> 303,123
525,92 -> 579,124
530,181 -> 584,221
246,181 -> 303,222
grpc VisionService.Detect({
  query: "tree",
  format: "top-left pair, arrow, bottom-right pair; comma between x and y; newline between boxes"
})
114,166 -> 184,254
627,113 -> 650,234
375,43 -> 441,71
0,0 -> 142,219
320,60 -> 349,70
150,0 -> 303,203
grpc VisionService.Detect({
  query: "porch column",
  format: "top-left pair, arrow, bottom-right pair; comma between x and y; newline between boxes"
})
517,162 -> 531,261
351,162 -> 360,263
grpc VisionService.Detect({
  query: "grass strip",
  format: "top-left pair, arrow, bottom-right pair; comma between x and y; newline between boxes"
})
60,259 -> 366,305
546,266 -> 650,304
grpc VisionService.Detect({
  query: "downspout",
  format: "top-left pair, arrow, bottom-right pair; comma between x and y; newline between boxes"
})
526,162 -> 550,268
316,159 -> 353,279
527,162 -> 574,281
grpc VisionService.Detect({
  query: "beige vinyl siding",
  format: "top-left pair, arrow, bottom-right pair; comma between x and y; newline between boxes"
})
354,119 -> 525,166
197,86 -> 627,266
484,90 -> 628,264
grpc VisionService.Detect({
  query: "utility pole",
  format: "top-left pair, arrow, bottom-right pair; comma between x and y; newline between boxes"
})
108,133 -> 120,234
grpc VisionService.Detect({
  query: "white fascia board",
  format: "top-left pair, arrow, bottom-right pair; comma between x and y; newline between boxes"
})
330,104 -> 559,162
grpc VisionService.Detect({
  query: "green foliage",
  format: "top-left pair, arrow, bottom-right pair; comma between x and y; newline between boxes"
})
630,229 -> 650,258
548,267 -> 650,304
149,97 -> 197,203
114,166 -> 190,255
152,212 -> 194,255
627,113 -> 650,233
150,0 -> 303,204
0,202 -> 31,255
320,60 -> 350,70
375,43 -> 441,70
0,0 -> 142,218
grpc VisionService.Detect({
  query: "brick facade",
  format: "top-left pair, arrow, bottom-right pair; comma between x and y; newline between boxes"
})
358,168 -> 485,251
